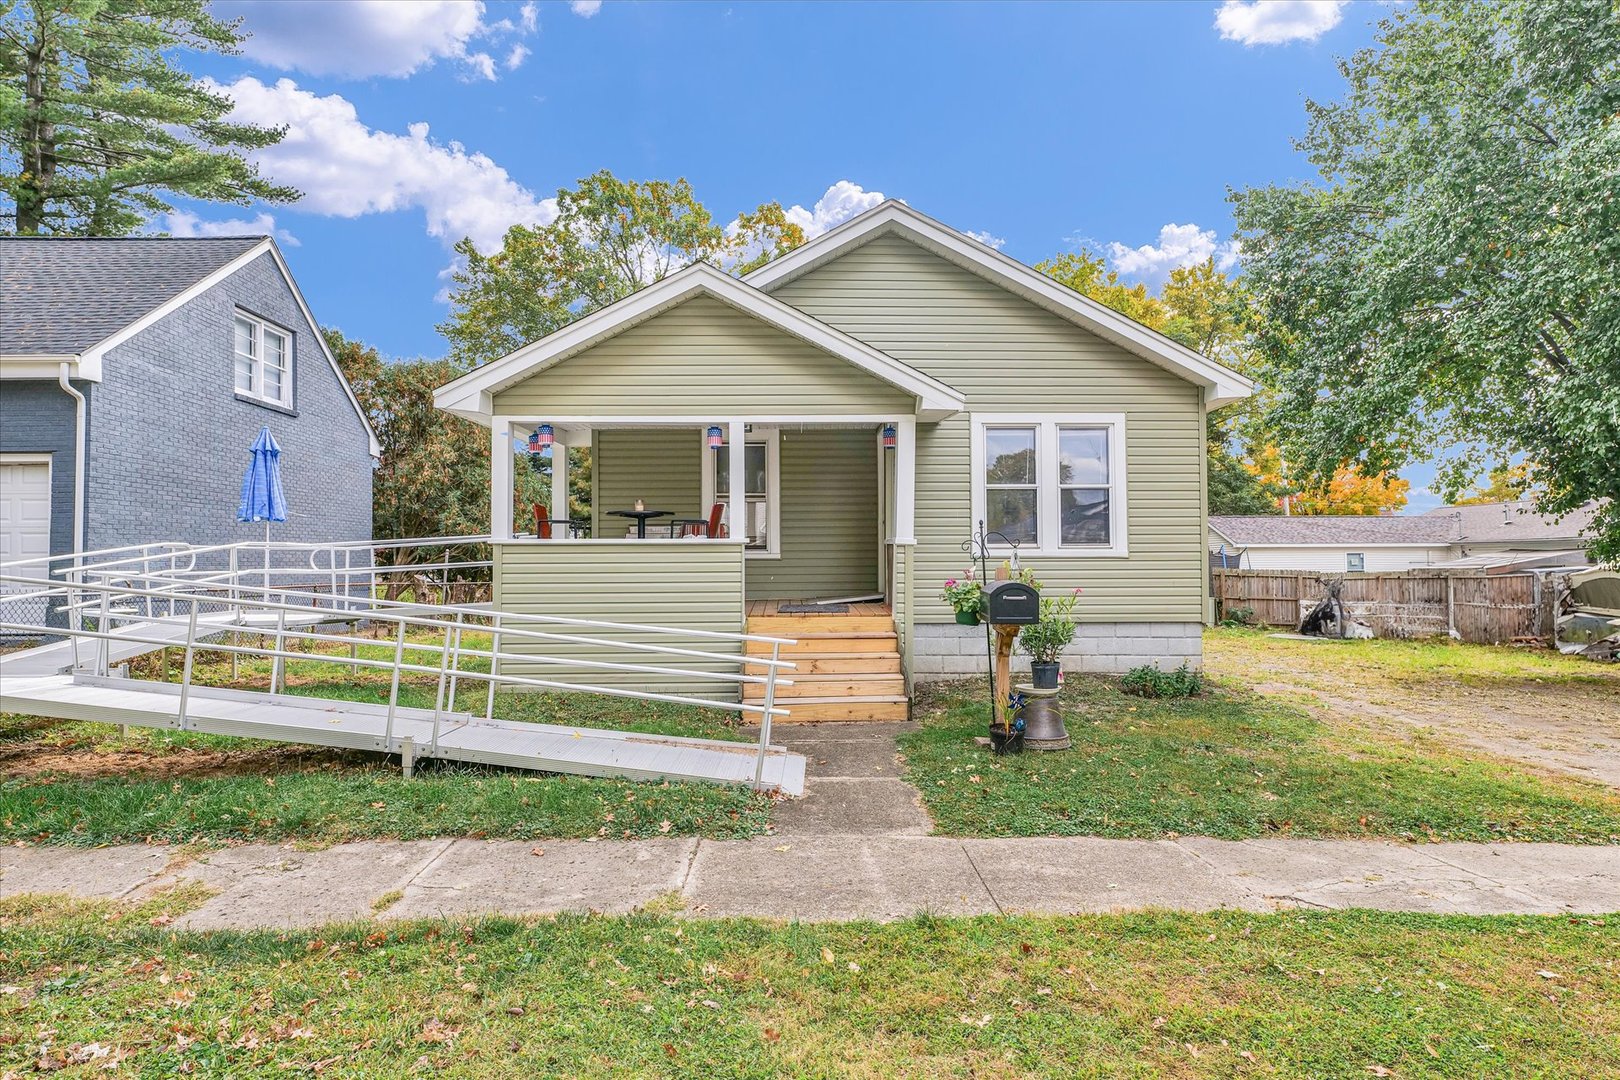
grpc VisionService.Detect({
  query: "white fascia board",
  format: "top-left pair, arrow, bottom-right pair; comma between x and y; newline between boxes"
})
745,202 -> 1255,409
1222,541 -> 1452,549
433,261 -> 965,426
0,353 -> 100,381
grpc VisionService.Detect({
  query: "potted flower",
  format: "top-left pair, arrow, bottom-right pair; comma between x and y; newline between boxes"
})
941,569 -> 984,625
1016,588 -> 1081,689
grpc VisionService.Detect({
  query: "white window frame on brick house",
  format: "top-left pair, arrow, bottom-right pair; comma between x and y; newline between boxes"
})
233,310 -> 293,408
969,412 -> 1129,558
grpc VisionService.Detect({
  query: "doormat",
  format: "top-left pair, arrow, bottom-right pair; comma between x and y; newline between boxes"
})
777,603 -> 851,613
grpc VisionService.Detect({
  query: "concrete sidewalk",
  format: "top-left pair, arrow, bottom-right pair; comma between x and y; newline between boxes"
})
3,724 -> 1617,928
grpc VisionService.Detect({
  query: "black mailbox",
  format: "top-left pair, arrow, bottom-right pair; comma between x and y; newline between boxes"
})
984,580 -> 1040,624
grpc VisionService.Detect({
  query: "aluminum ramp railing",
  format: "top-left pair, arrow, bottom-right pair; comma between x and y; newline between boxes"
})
0,571 -> 805,795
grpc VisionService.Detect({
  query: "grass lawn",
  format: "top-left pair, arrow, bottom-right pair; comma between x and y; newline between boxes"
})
0,636 -> 771,847
900,667 -> 1620,843
3,891 -> 1616,1078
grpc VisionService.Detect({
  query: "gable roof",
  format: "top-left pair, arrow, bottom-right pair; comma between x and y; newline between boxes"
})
433,260 -> 968,423
1422,500 -> 1599,545
0,236 -> 378,456
1,236 -> 263,356
1209,515 -> 1457,547
744,201 -> 1254,409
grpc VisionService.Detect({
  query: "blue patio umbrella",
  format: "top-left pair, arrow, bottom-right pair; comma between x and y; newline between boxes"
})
237,426 -> 287,593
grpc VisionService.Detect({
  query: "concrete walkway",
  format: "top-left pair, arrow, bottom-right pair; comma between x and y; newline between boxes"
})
3,724 -> 1617,928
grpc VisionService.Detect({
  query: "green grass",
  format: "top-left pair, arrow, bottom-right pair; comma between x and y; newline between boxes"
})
3,892 -> 1616,1078
0,636 -> 769,847
900,676 -> 1620,842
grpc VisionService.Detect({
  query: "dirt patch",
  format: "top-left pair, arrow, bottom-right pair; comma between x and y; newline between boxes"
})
0,740 -> 359,782
1211,634 -> 1620,788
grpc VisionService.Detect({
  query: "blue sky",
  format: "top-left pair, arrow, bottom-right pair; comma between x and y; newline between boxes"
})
173,0 -> 1440,509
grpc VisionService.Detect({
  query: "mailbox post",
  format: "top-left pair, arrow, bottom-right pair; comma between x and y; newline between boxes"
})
959,526 -> 1041,748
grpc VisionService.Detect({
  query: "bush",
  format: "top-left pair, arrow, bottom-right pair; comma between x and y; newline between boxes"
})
1219,605 -> 1257,628
1119,662 -> 1204,698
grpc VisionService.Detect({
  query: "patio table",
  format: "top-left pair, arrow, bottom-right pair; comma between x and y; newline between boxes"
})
608,508 -> 672,539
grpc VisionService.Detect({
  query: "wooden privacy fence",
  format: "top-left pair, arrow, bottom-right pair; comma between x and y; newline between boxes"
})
1211,569 -> 1549,644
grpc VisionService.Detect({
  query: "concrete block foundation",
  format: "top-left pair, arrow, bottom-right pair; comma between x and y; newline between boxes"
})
910,621 -> 1202,682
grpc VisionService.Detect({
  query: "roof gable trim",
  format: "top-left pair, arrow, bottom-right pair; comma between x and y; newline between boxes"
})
434,262 -> 966,424
745,202 -> 1254,409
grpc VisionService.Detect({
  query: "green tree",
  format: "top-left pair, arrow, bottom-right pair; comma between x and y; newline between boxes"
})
1454,463 -> 1536,506
326,330 -> 585,559
440,171 -> 806,367
0,0 -> 295,235
1231,0 -> 1620,562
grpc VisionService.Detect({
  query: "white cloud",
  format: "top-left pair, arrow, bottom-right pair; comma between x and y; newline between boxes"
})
505,43 -> 531,70
520,2 -> 539,31
212,76 -> 556,253
220,0 -> 534,80
784,180 -> 889,239
163,209 -> 300,247
1104,223 -> 1240,278
1214,0 -> 1346,46
963,229 -> 1005,250
570,0 -> 602,16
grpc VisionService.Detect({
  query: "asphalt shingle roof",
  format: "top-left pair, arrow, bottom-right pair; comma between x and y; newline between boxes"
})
1421,500 -> 1599,543
1209,515 -> 1457,546
0,236 -> 264,355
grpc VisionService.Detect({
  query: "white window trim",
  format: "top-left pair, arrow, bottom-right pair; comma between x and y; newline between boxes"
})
969,412 -> 1129,558
698,428 -> 782,559
234,310 -> 293,408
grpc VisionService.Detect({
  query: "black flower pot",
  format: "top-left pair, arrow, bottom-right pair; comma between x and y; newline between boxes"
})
988,724 -> 1024,755
1029,661 -> 1060,690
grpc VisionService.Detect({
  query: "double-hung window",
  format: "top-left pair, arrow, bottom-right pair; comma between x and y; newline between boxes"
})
234,311 -> 292,408
700,430 -> 781,556
971,414 -> 1128,556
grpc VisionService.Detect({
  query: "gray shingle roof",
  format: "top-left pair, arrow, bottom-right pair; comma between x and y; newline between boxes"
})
1209,515 -> 1457,546
1420,500 -> 1600,543
0,236 -> 265,355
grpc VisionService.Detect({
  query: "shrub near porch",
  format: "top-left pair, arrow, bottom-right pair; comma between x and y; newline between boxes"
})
900,674 -> 1620,844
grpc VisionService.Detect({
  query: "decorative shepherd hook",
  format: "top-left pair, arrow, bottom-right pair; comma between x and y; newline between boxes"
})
961,520 -> 1023,733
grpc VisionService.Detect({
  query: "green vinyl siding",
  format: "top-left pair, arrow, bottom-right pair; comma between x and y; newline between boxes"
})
492,296 -> 912,417
592,428 -> 702,539
746,428 -> 879,601
772,234 -> 1206,624
492,541 -> 746,697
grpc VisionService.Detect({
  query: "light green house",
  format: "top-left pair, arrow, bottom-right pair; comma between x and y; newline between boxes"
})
433,202 -> 1251,708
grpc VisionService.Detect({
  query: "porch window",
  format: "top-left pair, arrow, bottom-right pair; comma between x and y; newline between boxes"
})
234,311 -> 292,408
705,432 -> 779,555
970,413 -> 1129,557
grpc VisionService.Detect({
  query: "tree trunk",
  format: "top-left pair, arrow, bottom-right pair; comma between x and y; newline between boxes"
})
17,8 -> 56,234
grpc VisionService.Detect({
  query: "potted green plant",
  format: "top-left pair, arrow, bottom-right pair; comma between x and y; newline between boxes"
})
1016,588 -> 1081,689
941,570 -> 984,625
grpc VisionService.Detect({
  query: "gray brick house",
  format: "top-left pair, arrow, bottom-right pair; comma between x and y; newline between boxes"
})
0,237 -> 377,571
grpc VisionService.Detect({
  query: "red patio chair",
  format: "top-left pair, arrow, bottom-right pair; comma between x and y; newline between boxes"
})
679,503 -> 728,538
533,503 -> 581,539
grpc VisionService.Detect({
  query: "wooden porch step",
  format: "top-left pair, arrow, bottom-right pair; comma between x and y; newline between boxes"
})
780,652 -> 901,675
770,696 -> 910,723
744,673 -> 905,700
746,615 -> 896,634
747,632 -> 897,656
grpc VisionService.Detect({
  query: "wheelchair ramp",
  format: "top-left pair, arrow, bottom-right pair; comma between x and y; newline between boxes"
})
1,675 -> 806,796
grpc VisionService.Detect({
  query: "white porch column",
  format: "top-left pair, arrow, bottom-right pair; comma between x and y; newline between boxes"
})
727,420 -> 746,541
549,436 -> 569,540
490,419 -> 514,541
893,417 -> 917,543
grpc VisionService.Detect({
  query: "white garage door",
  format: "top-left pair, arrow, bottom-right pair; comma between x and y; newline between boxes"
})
1,456 -> 53,630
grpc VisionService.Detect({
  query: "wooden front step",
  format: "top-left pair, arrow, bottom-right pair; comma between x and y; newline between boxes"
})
770,696 -> 910,723
747,614 -> 897,634
784,652 -> 902,675
747,632 -> 897,656
744,673 -> 905,700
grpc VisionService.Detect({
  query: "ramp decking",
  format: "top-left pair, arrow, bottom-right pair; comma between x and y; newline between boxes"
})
0,674 -> 806,795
